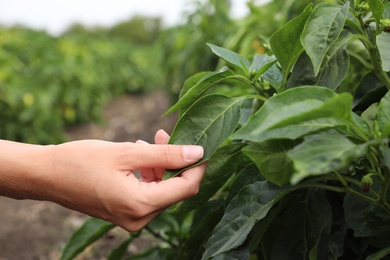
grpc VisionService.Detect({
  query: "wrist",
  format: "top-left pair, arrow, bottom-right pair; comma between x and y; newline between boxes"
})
0,140 -> 55,200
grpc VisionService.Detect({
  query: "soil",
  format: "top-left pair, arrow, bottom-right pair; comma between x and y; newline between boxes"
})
0,90 -> 178,260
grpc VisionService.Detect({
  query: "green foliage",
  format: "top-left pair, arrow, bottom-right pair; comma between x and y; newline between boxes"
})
0,26 -> 162,144
63,0 -> 390,259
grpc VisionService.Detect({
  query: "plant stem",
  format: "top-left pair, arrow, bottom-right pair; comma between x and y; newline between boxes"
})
355,16 -> 390,90
332,172 -> 381,206
145,226 -> 178,248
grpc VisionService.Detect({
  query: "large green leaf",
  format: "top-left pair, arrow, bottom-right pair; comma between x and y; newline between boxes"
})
242,140 -> 298,187
301,2 -> 349,76
262,190 -> 332,260
377,32 -> 390,72
61,218 -> 116,260
225,163 -> 263,205
164,69 -> 235,116
202,181 -> 288,259
231,86 -> 352,143
270,3 -> 313,84
207,43 -> 250,75
164,94 -> 245,179
173,143 -> 245,214
288,133 -> 368,184
376,90 -> 390,136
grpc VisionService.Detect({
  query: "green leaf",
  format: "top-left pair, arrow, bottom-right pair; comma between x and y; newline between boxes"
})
367,207 -> 390,248
377,90 -> 390,136
179,200 -> 225,259
226,163 -> 263,205
301,2 -> 349,76
179,71 -> 210,99
232,86 -> 352,143
202,181 -> 288,259
164,94 -> 245,179
262,190 -> 332,260
263,63 -> 284,92
366,247 -> 390,260
287,48 -> 349,90
173,143 -> 246,214
288,133 -> 368,184
249,54 -> 277,82
270,3 -> 313,84
207,43 -> 250,75
344,189 -> 375,237
288,34 -> 355,90
366,0 -> 384,23
61,218 -> 115,260
377,32 -> 390,72
243,140 -> 298,187
164,69 -> 235,116
384,3 -> 390,19
107,236 -> 133,260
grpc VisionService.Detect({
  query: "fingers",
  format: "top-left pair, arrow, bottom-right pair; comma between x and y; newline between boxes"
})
155,129 -> 170,144
148,162 -> 207,208
128,143 -> 204,170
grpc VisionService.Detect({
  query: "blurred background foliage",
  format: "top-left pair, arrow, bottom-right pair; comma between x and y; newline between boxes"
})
0,0 -> 331,144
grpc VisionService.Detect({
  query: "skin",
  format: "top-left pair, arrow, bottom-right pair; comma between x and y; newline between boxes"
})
0,129 -> 206,231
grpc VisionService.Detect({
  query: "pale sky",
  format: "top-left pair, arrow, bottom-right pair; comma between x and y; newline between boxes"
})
0,0 -> 270,35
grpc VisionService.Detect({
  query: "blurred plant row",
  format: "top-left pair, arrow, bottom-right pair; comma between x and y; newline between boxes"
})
0,0 -> 321,144
0,18 -> 164,143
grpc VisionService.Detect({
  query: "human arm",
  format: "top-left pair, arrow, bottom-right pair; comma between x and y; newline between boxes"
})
0,130 -> 206,231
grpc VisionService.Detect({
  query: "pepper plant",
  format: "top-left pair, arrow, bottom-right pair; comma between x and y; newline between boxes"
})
62,0 -> 390,259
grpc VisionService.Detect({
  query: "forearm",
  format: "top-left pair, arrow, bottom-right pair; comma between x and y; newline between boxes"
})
0,139 -> 53,200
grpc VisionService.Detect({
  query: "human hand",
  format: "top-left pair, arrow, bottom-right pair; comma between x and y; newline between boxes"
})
41,130 -> 206,231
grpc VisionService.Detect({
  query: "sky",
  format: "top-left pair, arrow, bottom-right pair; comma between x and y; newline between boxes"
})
0,0 -> 270,35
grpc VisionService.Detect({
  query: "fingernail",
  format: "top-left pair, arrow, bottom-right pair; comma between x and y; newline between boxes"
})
183,146 -> 204,162
136,140 -> 149,144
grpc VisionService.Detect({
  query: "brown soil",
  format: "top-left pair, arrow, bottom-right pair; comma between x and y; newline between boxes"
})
0,90 -> 177,260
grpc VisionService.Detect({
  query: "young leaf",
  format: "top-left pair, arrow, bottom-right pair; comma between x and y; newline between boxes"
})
164,94 -> 245,179
270,3 -> 313,84
202,181 -> 288,259
61,218 -> 116,260
377,32 -> 390,72
263,63 -> 284,92
242,140 -> 298,187
377,90 -> 390,137
173,143 -> 246,214
248,54 -> 277,82
164,68 -> 235,116
207,43 -> 250,75
366,0 -> 384,24
179,71 -> 211,99
301,2 -> 349,76
288,133 -> 368,184
231,86 -> 353,143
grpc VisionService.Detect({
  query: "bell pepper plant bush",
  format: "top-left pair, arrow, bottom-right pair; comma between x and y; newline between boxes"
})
62,0 -> 390,259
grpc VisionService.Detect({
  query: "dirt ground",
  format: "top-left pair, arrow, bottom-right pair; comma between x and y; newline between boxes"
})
0,90 -> 178,260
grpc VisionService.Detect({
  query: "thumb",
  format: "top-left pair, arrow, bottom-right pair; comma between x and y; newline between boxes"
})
128,144 -> 204,169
